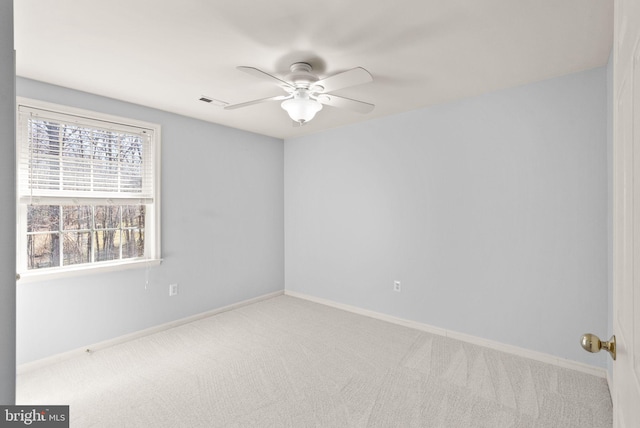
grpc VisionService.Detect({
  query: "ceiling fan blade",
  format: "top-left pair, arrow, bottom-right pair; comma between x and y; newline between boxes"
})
224,95 -> 291,110
313,67 -> 373,93
317,94 -> 374,114
237,66 -> 295,90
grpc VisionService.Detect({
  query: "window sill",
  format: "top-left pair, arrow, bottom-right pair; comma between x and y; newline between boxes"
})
17,258 -> 162,284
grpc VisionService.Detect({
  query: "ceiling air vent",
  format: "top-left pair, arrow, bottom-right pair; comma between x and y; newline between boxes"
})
198,96 -> 228,107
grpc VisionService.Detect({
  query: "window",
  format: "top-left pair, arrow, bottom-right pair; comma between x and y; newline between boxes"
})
16,98 -> 161,279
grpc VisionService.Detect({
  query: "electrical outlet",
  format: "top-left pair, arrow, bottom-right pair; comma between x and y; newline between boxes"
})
169,283 -> 179,296
393,281 -> 401,292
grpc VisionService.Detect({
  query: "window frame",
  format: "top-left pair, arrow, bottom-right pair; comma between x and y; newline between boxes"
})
16,97 -> 162,282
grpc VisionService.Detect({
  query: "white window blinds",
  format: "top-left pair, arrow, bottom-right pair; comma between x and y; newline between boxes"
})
18,105 -> 155,205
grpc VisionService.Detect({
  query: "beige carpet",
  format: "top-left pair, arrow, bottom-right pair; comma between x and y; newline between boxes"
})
17,295 -> 612,427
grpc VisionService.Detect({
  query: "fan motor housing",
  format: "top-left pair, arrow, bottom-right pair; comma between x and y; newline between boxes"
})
286,62 -> 318,88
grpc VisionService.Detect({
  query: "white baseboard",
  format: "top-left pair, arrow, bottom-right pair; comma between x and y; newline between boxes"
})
17,290 -> 284,375
284,290 -> 607,379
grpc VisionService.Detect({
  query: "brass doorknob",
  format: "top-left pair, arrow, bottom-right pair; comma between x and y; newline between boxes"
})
580,333 -> 616,360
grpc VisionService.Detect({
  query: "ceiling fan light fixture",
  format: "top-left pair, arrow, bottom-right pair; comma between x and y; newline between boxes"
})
226,63 -> 374,124
281,97 -> 323,124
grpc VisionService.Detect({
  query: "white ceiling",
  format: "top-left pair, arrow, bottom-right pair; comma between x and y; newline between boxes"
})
14,0 -> 613,140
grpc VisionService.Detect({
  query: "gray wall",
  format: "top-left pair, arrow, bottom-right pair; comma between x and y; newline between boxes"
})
285,67 -> 608,367
16,78 -> 284,364
606,53 -> 614,377
0,0 -> 16,404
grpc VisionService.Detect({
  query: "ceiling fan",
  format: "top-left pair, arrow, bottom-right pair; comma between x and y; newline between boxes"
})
224,62 -> 375,124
